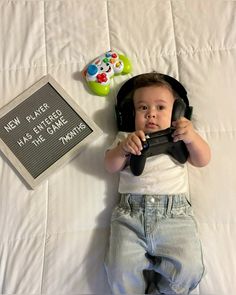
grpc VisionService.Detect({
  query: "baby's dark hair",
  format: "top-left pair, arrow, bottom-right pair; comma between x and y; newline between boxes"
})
132,72 -> 181,100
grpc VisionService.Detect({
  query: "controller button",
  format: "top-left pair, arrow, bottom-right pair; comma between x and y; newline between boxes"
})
115,61 -> 121,68
103,58 -> 109,63
87,64 -> 98,76
110,58 -> 116,64
105,52 -> 111,58
97,73 -> 108,83
112,53 -> 118,58
143,142 -> 149,149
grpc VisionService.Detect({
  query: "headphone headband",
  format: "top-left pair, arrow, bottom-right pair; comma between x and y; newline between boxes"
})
116,73 -> 191,132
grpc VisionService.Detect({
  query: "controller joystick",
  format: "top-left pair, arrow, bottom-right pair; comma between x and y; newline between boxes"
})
83,50 -> 132,96
130,98 -> 191,176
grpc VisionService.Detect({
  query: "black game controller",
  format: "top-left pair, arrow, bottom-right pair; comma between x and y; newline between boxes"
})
130,99 -> 192,176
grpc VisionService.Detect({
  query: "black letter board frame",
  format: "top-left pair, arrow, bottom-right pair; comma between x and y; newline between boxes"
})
0,75 -> 102,189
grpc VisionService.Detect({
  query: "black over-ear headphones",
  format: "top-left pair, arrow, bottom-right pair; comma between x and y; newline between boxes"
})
115,73 -> 192,132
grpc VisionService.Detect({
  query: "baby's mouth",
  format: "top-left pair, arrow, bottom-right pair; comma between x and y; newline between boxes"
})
146,122 -> 157,128
145,122 -> 161,133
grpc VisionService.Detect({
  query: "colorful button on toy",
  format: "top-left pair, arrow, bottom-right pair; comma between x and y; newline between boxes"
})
97,73 -> 107,83
87,64 -> 98,76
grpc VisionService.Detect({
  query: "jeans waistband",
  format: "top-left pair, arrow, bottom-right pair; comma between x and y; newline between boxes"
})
119,193 -> 190,210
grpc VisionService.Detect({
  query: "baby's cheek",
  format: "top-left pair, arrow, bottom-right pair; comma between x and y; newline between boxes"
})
134,114 -> 143,130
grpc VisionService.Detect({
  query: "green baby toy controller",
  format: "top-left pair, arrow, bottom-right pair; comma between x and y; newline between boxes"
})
83,50 -> 132,96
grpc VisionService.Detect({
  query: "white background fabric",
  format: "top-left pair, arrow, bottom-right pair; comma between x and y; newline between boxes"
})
0,0 -> 236,294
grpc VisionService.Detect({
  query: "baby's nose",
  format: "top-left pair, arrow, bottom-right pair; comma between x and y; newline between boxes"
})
147,111 -> 156,118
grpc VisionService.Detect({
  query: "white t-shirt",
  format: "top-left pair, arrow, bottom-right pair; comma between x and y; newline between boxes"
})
109,132 -> 189,195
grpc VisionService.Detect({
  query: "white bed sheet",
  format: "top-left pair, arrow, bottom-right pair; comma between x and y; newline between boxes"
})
1,0 -> 236,294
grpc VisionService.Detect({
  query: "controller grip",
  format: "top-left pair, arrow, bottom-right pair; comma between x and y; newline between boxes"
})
130,153 -> 147,176
168,141 -> 189,163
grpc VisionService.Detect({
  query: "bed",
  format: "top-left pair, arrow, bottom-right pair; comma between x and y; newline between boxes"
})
0,0 -> 236,294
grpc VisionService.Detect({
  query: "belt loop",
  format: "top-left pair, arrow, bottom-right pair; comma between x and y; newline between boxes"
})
120,193 -> 131,209
166,195 -> 173,216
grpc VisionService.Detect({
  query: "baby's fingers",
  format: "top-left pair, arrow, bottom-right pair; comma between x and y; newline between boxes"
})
124,134 -> 143,155
172,128 -> 185,142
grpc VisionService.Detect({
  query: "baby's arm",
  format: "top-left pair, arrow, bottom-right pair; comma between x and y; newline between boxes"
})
104,130 -> 146,173
172,118 -> 211,167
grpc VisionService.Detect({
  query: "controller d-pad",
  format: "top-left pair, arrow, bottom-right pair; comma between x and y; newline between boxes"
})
97,73 -> 108,83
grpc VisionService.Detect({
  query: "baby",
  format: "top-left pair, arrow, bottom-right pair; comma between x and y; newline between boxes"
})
104,72 -> 210,294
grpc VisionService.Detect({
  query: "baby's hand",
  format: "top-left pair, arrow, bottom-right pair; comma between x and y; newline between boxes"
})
172,118 -> 197,145
120,130 -> 146,156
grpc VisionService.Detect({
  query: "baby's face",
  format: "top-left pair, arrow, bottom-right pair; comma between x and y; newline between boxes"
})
133,85 -> 174,133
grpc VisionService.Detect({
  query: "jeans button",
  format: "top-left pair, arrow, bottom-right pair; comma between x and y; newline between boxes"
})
150,197 -> 155,203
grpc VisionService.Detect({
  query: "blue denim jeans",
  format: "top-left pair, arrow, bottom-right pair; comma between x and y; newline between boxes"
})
105,194 -> 205,294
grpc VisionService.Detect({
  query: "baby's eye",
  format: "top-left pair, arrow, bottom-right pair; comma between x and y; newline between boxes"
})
138,105 -> 148,111
157,105 -> 165,110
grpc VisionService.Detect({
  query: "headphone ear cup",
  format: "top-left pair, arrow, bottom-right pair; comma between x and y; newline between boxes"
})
185,105 -> 193,120
171,99 -> 186,122
115,100 -> 135,132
